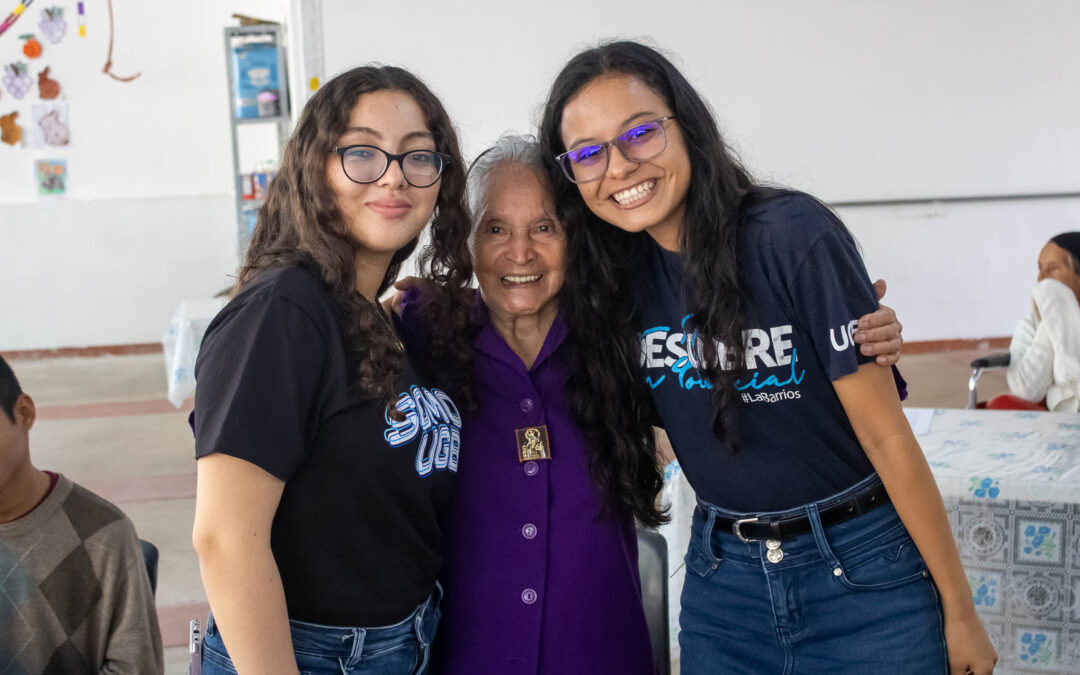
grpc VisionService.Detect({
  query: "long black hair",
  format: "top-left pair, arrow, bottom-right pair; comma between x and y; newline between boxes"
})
539,40 -> 754,450
242,65 -> 476,410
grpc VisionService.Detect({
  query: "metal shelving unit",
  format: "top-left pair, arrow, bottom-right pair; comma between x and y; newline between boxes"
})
224,24 -> 291,257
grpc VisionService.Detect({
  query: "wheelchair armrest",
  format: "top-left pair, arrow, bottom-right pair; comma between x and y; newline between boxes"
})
970,352 -> 1011,369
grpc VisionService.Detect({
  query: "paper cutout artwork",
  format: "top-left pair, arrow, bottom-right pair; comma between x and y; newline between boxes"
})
21,34 -> 42,58
39,6 -> 65,43
2,62 -> 31,99
38,66 -> 58,98
0,0 -> 37,40
32,102 -> 68,146
0,111 -> 22,145
36,159 -> 66,196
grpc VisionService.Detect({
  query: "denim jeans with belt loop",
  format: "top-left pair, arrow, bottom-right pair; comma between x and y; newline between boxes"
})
679,474 -> 948,674
201,583 -> 441,675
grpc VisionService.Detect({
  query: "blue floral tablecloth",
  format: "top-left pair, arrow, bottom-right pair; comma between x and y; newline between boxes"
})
916,408 -> 1080,674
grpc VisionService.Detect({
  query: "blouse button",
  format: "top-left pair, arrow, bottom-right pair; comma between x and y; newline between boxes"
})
521,588 -> 538,605
523,461 -> 539,476
519,398 -> 535,413
522,523 -> 537,539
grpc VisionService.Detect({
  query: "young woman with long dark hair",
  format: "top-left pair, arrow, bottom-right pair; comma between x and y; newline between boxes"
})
191,65 -> 474,674
539,41 -> 996,674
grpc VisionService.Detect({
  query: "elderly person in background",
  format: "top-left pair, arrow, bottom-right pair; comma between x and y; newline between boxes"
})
990,232 -> 1080,412
395,135 -> 660,674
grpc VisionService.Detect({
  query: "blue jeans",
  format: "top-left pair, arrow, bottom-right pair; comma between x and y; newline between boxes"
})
201,586 -> 441,674
679,474 -> 947,674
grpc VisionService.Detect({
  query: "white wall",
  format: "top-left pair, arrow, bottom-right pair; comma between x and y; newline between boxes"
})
840,198 -> 1080,341
314,0 -> 1080,342
318,0 -> 1080,202
0,0 -> 289,350
3,1 -> 1078,349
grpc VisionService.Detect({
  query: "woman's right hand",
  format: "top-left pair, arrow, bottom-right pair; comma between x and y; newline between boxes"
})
945,605 -> 997,675
382,276 -> 430,318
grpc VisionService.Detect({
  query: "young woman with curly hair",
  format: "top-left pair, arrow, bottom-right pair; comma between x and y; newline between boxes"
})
539,41 -> 996,675
191,65 -> 474,675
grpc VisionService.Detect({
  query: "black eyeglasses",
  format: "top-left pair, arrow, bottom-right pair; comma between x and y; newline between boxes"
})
555,116 -> 675,184
333,145 -> 451,188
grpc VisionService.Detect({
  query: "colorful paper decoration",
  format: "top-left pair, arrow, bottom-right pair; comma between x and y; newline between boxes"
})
0,0 -> 35,39
37,65 -> 58,98
2,62 -> 31,99
21,34 -> 42,58
32,101 -> 68,146
77,1 -> 84,37
36,158 -> 66,196
39,6 -> 65,43
0,110 -> 22,145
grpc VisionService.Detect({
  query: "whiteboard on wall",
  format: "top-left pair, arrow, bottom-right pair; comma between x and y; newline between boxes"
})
315,0 -> 1080,203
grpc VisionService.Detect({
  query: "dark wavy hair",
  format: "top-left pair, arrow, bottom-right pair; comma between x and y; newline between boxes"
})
240,65 -> 476,409
539,40 -> 754,450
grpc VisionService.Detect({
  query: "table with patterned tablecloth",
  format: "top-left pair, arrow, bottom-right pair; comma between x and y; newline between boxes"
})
915,407 -> 1080,674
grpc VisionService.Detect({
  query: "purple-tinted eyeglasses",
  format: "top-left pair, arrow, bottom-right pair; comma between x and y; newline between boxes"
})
555,116 -> 675,184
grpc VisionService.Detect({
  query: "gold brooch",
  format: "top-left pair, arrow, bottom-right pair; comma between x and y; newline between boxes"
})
515,425 -> 551,462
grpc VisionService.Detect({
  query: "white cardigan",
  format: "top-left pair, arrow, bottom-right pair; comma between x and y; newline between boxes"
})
1007,278 -> 1080,412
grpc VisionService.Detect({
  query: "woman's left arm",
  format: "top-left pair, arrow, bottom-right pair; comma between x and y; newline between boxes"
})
833,364 -> 997,675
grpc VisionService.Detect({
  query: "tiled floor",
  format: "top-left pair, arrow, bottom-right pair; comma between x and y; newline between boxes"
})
7,347 -> 1012,674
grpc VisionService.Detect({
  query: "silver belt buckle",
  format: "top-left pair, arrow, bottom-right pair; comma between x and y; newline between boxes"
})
731,516 -> 760,543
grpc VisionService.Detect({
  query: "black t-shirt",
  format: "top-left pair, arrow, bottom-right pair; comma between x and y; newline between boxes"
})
193,264 -> 461,626
637,191 -> 878,512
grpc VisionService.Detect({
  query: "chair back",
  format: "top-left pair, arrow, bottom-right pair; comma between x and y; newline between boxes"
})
637,529 -> 670,675
139,539 -> 159,597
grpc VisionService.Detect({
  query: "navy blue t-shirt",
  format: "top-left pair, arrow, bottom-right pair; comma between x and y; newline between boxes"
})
637,191 -> 879,512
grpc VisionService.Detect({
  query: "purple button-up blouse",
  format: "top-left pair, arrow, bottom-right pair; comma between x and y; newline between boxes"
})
404,294 -> 653,674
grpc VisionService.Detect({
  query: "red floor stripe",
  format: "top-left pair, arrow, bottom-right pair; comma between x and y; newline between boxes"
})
80,472 -> 196,503
2,343 -> 163,360
36,398 -> 193,420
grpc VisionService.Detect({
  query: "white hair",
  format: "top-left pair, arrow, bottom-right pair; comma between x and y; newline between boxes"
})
466,134 -> 548,222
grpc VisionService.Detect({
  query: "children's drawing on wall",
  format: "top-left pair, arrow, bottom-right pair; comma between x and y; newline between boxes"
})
36,158 -> 66,196
0,0 -> 37,40
0,110 -> 22,145
2,62 -> 31,99
38,65 -> 59,98
21,34 -> 43,58
39,6 -> 67,43
31,101 -> 68,146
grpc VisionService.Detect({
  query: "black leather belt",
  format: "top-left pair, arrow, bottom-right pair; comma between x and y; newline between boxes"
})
701,481 -> 891,543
